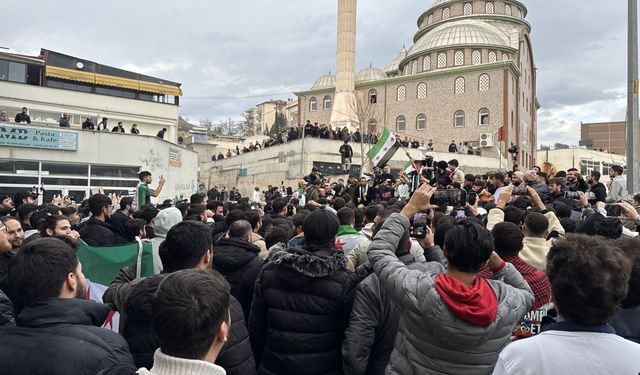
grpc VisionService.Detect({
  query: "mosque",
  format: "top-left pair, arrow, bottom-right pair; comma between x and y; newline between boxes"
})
295,0 -> 538,169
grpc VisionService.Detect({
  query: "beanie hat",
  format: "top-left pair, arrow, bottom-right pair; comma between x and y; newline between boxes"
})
523,170 -> 537,183
303,208 -> 340,245
436,160 -> 449,170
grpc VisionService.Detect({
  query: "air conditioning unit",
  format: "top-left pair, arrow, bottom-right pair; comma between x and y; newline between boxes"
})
479,133 -> 494,148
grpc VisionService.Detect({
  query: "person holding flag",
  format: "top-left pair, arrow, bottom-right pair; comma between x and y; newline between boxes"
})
366,127 -> 400,170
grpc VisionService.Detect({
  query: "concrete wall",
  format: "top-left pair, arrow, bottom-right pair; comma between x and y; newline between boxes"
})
536,148 -> 627,176
0,122 -> 198,203
201,137 -> 508,197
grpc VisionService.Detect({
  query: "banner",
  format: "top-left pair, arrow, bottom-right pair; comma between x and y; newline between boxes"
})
0,123 -> 78,151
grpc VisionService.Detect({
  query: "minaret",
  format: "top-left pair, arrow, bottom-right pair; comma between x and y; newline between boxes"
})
330,0 -> 358,129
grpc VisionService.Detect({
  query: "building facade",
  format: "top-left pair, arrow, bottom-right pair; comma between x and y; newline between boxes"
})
0,49 -> 182,142
580,121 -> 626,156
296,0 -> 538,169
537,148 -> 627,178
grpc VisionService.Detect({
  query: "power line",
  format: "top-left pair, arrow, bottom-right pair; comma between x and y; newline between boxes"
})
182,91 -> 302,101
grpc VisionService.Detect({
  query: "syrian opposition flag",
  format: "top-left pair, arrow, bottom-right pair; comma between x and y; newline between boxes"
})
404,160 -> 419,175
366,127 -> 400,167
77,238 -> 155,332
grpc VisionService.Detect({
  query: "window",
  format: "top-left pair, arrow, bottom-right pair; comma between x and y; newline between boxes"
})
397,85 -> 407,101
486,2 -> 494,14
505,4 -> 512,15
464,3 -> 473,15
479,108 -> 490,125
488,51 -> 497,63
454,51 -> 464,66
438,53 -> 447,68
423,55 -> 431,71
472,50 -> 481,65
396,116 -> 406,132
580,160 -> 601,176
411,60 -> 418,74
0,60 -> 8,81
369,89 -> 378,104
90,165 -> 140,178
368,118 -> 377,134
479,74 -> 490,91
323,95 -> 332,110
416,114 -> 426,130
443,8 -> 450,20
417,82 -> 427,99
502,53 -> 509,61
455,77 -> 465,94
428,14 -> 433,25
454,111 -> 465,127
8,62 -> 26,83
309,97 -> 317,112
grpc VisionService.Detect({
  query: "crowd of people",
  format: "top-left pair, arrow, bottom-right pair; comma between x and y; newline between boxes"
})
1,107 -> 169,139
1,156 -> 640,374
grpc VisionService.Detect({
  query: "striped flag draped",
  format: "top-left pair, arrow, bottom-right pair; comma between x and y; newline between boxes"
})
366,127 -> 400,167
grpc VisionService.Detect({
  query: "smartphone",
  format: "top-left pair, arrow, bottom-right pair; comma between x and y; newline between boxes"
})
605,204 -> 621,217
456,210 -> 466,219
468,192 -> 477,206
512,186 -> 527,196
564,191 -> 580,200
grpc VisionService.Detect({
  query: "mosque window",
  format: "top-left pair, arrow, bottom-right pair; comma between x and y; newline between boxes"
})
423,55 -> 431,71
438,53 -> 447,68
411,60 -> 418,74
428,14 -> 433,25
396,115 -> 406,132
472,50 -> 481,65
479,108 -> 490,125
502,53 -> 509,61
479,74 -> 490,91
323,95 -> 332,110
454,110 -> 465,128
454,51 -> 464,66
442,8 -> 450,20
417,82 -> 427,99
368,118 -> 377,134
309,97 -> 317,112
455,77 -> 465,94
505,4 -> 512,16
417,114 -> 426,130
397,85 -> 406,101
488,51 -> 497,63
369,89 -> 378,104
485,2 -> 494,14
464,3 -> 473,15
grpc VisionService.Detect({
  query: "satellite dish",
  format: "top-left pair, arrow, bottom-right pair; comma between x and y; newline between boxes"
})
76,61 -> 84,69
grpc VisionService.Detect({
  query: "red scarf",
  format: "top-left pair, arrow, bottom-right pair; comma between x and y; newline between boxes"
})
435,273 -> 498,327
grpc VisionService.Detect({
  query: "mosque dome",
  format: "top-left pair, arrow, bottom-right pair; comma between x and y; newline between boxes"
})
384,47 -> 408,75
432,0 -> 455,6
311,74 -> 336,90
407,20 -> 510,58
356,66 -> 387,82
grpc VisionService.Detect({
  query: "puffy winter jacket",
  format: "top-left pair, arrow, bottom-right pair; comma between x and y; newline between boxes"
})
249,245 -> 352,375
213,237 -> 263,319
343,254 -> 432,375
78,217 -> 128,246
122,273 -> 256,375
0,289 -> 14,329
0,298 -> 134,374
368,213 -> 534,375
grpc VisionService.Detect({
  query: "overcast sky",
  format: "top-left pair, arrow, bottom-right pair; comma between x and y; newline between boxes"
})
2,0 -> 630,146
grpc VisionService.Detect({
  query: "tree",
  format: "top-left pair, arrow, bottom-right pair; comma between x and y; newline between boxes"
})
349,91 -> 379,176
553,143 -> 570,150
215,118 -> 245,137
269,112 -> 287,137
199,118 -> 215,136
243,110 -> 257,137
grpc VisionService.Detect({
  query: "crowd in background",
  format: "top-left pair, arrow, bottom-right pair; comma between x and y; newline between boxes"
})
1,154 -> 640,374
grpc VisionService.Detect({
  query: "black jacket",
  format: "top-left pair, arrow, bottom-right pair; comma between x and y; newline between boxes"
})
213,237 -> 263,320
123,274 -> 256,375
612,306 -> 640,344
0,289 -> 14,330
0,298 -> 134,374
339,144 -> 353,160
249,245 -> 352,375
589,182 -> 607,203
79,217 -> 128,246
270,213 -> 293,230
353,185 -> 375,206
108,210 -> 130,240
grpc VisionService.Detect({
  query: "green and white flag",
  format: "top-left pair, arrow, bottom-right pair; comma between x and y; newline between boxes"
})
366,127 -> 400,167
77,239 -> 155,332
404,160 -> 418,175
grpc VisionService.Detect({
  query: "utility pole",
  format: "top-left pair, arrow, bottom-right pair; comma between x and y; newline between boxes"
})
628,0 -> 640,194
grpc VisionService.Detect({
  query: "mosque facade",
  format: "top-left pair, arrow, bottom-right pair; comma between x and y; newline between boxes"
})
295,0 -> 538,169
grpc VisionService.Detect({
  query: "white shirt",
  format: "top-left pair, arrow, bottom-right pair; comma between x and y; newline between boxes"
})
252,190 -> 261,203
493,329 -> 640,375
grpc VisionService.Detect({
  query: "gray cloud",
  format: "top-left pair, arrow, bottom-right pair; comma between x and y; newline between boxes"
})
2,0 -> 633,145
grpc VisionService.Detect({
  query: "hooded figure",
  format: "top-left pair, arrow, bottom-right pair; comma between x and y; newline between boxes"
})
150,208 -> 182,274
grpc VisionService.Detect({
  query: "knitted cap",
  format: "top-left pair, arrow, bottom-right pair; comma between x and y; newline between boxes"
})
303,208 -> 340,245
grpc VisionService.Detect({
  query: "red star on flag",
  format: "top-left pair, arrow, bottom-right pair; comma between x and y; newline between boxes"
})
335,240 -> 345,250
390,137 -> 395,142
383,147 -> 389,152
375,156 -> 381,162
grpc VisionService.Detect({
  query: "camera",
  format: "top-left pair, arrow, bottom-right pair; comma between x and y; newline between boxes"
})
512,186 -> 527,196
564,191 -> 580,200
411,211 -> 431,239
430,189 -> 467,207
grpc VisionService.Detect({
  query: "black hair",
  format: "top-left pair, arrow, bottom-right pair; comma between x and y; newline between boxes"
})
448,159 -> 459,167
133,206 -> 159,225
271,198 -> 287,214
614,237 -> 640,308
176,202 -> 189,217
524,212 -> 549,237
589,170 -> 601,181
491,222 -> 524,257
89,194 -> 111,216
265,225 -> 293,249
190,193 -> 205,205
39,215 -> 69,237
138,171 -> 152,181
354,208 -> 365,227
443,220 -> 494,273
151,269 -> 230,360
124,218 -> 146,242
547,234 -> 631,325
225,210 -> 246,227
228,220 -> 252,239
611,165 -> 624,175
596,217 -> 623,240
29,210 -> 50,230
9,237 -> 78,306
163,221 -> 213,272
244,210 -> 261,231
364,205 -> 380,223
17,203 -> 37,222
120,196 -> 134,210
503,206 -> 525,226
60,206 -> 77,217
291,211 -> 310,228
332,197 -> 346,211
559,217 -> 578,233
336,207 -> 355,226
